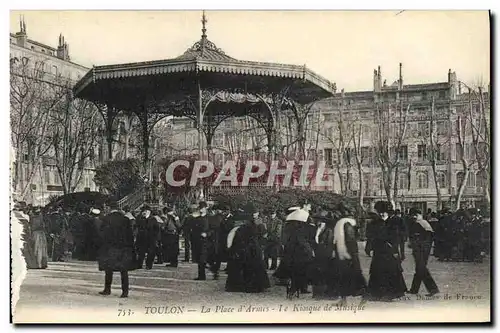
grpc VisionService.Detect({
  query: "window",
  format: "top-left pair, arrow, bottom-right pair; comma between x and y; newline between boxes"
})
51,65 -> 58,76
399,173 -> 409,190
465,143 -> 474,160
417,122 -> 430,137
437,120 -> 448,136
44,170 -> 50,184
30,46 -> 34,50
439,91 -> 446,99
361,147 -> 373,166
476,142 -> 489,160
456,171 -> 465,187
417,172 -> 429,189
455,143 -> 463,161
436,144 -> 447,161
377,173 -> 384,190
363,173 -> 372,193
467,172 -> 476,187
41,49 -> 45,53
324,148 -> 333,166
213,133 -> 224,147
417,144 -> 427,161
437,172 -> 447,188
476,170 -> 488,189
307,149 -> 317,161
323,114 -> 334,122
398,145 -> 408,161
343,148 -> 353,165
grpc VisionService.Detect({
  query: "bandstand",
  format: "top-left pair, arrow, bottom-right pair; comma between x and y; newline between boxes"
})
73,12 -> 337,172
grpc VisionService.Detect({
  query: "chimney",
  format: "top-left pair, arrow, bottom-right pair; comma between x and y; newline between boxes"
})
15,15 -> 27,47
374,66 -> 382,92
399,63 -> 403,90
57,34 -> 70,61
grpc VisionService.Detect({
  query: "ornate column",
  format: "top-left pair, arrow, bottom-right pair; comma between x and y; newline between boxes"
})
256,86 -> 291,161
97,104 -> 118,162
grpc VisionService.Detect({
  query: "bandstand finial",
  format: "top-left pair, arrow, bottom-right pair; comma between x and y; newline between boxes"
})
201,10 -> 207,39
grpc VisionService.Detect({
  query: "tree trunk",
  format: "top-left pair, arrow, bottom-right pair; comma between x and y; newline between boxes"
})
431,160 -> 442,211
357,166 -> 364,212
393,165 -> 400,209
456,167 -> 469,210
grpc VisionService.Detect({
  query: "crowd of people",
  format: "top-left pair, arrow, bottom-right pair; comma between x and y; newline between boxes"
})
13,198 -> 490,302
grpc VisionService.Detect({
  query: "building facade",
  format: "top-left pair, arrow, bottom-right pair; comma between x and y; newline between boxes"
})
167,64 -> 490,211
10,18 -> 99,206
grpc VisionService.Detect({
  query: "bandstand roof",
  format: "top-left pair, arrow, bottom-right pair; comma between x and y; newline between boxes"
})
73,13 -> 336,113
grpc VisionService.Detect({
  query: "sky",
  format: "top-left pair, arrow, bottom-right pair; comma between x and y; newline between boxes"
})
9,10 -> 490,92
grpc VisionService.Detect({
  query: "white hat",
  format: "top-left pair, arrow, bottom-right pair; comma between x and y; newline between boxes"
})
90,208 -> 101,215
285,208 -> 309,222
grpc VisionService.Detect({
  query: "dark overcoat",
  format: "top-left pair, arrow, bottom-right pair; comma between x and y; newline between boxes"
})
98,211 -> 136,272
367,216 -> 407,298
226,219 -> 270,293
333,222 -> 367,297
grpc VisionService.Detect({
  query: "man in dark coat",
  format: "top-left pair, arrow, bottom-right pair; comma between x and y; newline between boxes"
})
435,208 -> 453,261
206,209 -> 224,279
366,201 -> 407,301
192,202 -> 210,280
263,209 -> 283,270
218,205 -> 235,267
408,208 -> 439,296
161,206 -> 182,267
97,202 -> 136,298
388,209 -> 407,262
182,205 -> 198,263
464,208 -> 484,263
135,205 -> 160,269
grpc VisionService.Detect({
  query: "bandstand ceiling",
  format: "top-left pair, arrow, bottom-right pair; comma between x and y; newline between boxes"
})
73,14 -> 336,113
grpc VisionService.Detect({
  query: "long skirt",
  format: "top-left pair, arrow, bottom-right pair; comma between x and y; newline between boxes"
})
225,257 -> 245,292
242,259 -> 270,293
32,231 -> 48,269
368,253 -> 407,299
335,257 -> 367,297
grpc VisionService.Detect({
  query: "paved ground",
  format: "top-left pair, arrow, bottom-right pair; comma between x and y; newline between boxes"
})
13,245 -> 491,323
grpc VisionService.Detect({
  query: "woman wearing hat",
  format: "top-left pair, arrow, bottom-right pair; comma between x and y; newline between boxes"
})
280,203 -> 315,298
366,201 -> 407,301
225,203 -> 270,293
331,205 -> 368,305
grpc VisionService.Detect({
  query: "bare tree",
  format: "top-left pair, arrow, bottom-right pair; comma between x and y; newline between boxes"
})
351,117 -> 365,212
467,84 -> 490,203
424,97 -> 450,210
49,91 -> 102,194
374,100 -> 411,208
10,56 -> 67,199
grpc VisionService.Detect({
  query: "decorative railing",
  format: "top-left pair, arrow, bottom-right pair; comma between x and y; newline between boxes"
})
117,184 -> 146,211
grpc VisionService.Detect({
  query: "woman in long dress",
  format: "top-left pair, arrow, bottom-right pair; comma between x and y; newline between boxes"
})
281,206 -> 315,298
366,201 -> 407,301
225,204 -> 270,293
332,208 -> 368,305
30,207 -> 48,269
310,210 -> 336,299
